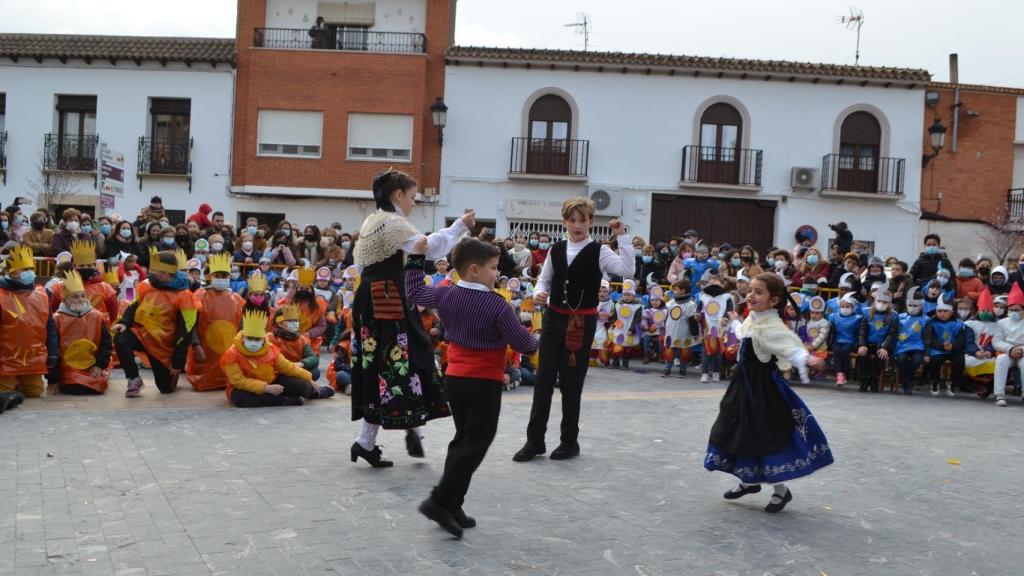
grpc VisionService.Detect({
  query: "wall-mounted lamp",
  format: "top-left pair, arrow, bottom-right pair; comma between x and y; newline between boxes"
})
430,97 -> 448,146
922,118 -> 947,167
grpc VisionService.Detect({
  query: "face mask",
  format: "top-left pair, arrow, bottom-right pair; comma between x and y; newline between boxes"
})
993,276 -> 1006,286
766,258 -> 776,267
840,306 -> 853,317
958,268 -> 974,278
1011,312 -> 1023,323
937,276 -> 948,286
775,260 -> 786,271
875,302 -> 889,312
305,234 -> 317,242
670,246 -> 678,255
730,258 -> 741,268
925,246 -> 939,254
806,255 -> 819,266
907,305 -> 922,315
283,320 -> 300,333
320,237 -> 333,248
162,237 -> 176,246
243,241 -> 253,251
31,220 -> 45,231
247,226 -> 257,237
704,285 -> 724,297
231,272 -> 241,280
243,338 -> 264,353
681,253 -> 692,260
0,221 -> 7,231
98,224 -> 111,236
539,242 -> 550,251
68,302 -> 88,314
18,271 -> 36,285
79,268 -> 96,280
197,253 -> 208,263
211,278 -> 231,291
118,228 -> 132,239
957,309 -> 971,320
211,242 -> 224,252
529,239 -> 538,248
250,294 -> 266,307
342,241 -> 351,250
641,255 -> 653,264
979,267 -> 990,276
65,221 -> 80,234
81,224 -> 92,234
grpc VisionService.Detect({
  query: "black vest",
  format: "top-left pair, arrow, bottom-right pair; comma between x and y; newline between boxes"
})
549,240 -> 603,310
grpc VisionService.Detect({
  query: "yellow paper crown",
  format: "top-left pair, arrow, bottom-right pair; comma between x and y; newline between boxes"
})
71,240 -> 97,267
247,271 -> 267,293
104,268 -> 120,285
149,251 -> 179,275
7,245 -> 34,272
208,252 -> 232,275
276,304 -> 301,324
297,266 -> 316,288
63,270 -> 86,294
174,249 -> 188,271
242,309 -> 268,339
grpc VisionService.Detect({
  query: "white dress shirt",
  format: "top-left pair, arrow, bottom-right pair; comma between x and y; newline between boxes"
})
393,205 -> 469,260
536,234 -> 635,295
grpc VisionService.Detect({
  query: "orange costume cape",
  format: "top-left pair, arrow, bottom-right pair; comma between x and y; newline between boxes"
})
54,309 -> 111,393
0,285 -> 50,376
186,288 -> 245,391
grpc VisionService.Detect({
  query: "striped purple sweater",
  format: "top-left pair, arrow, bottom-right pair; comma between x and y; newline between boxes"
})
405,265 -> 536,355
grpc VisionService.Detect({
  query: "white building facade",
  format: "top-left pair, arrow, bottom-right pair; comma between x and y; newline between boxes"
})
0,35 -> 235,225
437,47 -> 930,259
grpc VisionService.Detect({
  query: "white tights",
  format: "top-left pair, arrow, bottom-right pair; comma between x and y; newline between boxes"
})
355,420 -> 422,451
740,482 -> 788,497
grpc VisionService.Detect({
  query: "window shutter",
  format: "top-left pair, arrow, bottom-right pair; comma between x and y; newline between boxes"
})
56,95 -> 97,111
151,98 -> 191,115
317,2 -> 375,25
347,113 -> 413,150
258,110 -> 323,146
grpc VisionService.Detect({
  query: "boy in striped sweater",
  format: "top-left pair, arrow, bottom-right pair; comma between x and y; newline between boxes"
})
405,236 -> 537,539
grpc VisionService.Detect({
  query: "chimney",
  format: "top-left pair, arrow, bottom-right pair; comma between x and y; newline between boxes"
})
949,53 -> 959,84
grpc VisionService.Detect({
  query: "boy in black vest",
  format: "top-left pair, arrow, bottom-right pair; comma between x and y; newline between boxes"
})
513,198 -> 635,462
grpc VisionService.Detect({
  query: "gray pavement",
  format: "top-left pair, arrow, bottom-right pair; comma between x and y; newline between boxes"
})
1,360 -> 1022,576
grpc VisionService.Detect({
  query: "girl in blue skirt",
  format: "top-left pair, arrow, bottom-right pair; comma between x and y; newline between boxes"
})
705,272 -> 834,513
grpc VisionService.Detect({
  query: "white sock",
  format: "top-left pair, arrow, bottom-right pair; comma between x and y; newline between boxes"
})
356,420 -> 380,451
773,483 -> 788,497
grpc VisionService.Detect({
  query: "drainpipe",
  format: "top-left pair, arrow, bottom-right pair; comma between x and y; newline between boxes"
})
950,53 -> 960,154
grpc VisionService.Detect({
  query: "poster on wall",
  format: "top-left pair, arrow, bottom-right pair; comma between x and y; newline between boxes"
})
100,144 -> 125,197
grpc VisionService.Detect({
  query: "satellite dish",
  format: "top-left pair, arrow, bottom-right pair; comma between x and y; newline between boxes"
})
590,189 -> 611,211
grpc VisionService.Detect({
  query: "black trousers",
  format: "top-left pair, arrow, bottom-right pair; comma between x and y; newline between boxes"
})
925,352 -> 965,387
857,345 -> 887,388
526,310 -> 597,447
431,376 -> 503,511
113,330 -> 177,394
229,376 -> 312,408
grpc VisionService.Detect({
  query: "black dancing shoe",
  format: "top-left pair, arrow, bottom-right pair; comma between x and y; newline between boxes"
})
764,489 -> 793,513
350,442 -> 394,468
418,497 -> 463,538
4,391 -> 24,409
406,430 -> 425,458
512,442 -> 546,462
452,508 -> 477,528
723,484 -> 762,500
549,442 -> 580,460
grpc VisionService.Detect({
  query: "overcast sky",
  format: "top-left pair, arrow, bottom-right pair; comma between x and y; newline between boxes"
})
4,0 -> 1022,87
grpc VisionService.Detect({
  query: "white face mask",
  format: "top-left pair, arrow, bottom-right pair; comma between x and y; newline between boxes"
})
242,241 -> 253,251
840,306 -> 854,317
875,303 -> 889,312
211,278 -> 231,291
243,338 -> 264,353
211,242 -> 224,252
283,320 -> 300,333
957,309 -> 971,320
907,305 -> 922,315
68,302 -> 88,314
66,221 -> 80,233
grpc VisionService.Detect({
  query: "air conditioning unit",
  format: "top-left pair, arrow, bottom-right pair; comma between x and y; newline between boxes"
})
791,167 -> 818,190
587,186 -> 623,216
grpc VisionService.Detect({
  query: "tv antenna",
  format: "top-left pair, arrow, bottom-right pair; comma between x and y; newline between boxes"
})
564,13 -> 591,51
837,7 -> 865,65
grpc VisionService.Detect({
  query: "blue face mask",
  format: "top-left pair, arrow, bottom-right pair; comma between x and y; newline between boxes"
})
1011,311 -> 1022,323
539,242 -> 550,251
162,237 -> 176,246
81,224 -> 92,234
0,221 -> 7,231
247,226 -> 258,237
937,276 -> 949,286
529,239 -> 539,248
342,241 -> 351,250
958,268 -> 974,278
120,228 -> 133,239
17,271 -> 36,285
767,258 -> 776,267
670,245 -> 679,255
642,255 -> 653,264
100,224 -> 111,236
806,255 -> 819,265
730,258 -> 742,268
925,246 -> 939,255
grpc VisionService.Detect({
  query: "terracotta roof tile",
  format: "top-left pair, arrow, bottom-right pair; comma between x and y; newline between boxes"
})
0,33 -> 236,66
446,46 -> 930,84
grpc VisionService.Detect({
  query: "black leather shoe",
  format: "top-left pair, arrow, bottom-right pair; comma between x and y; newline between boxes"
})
764,489 -> 793,513
723,484 -> 762,500
350,442 -> 394,468
512,442 -> 546,462
406,430 -> 424,458
549,442 -> 580,460
0,391 -> 24,410
452,508 -> 476,528
418,497 -> 463,538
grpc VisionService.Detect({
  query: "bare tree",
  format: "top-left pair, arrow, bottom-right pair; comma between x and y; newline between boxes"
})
978,209 -> 1024,264
26,155 -> 80,216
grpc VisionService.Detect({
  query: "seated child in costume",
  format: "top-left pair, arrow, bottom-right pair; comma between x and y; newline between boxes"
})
827,293 -> 862,387
894,287 -> 929,394
856,290 -> 896,393
267,305 -> 335,400
221,310 -> 315,407
964,290 -> 998,397
48,271 -> 112,395
922,295 -> 966,397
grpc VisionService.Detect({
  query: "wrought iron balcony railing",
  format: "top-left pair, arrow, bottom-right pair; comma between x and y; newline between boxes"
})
44,133 -> 99,172
253,27 -> 426,54
821,153 -> 905,196
1008,189 -> 1024,223
138,137 -> 192,176
509,137 -> 589,177
0,132 -> 6,185
681,145 -> 763,187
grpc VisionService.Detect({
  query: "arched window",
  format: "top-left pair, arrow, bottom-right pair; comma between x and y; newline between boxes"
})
698,103 -> 742,184
838,111 -> 881,192
526,95 -> 572,174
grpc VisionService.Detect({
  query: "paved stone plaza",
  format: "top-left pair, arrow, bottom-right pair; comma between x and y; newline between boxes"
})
1,361 -> 1022,576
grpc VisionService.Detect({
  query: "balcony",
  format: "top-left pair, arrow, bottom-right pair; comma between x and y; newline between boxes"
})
253,28 -> 426,54
821,154 -> 905,197
138,137 -> 193,191
509,137 -> 589,180
680,145 -> 762,189
1008,189 -> 1024,223
44,133 -> 99,173
0,132 -> 6,185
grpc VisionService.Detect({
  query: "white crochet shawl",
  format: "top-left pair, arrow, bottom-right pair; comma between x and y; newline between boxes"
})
739,310 -> 805,371
353,211 -> 420,267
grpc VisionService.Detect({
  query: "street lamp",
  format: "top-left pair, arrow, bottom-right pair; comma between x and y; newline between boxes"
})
430,97 -> 448,146
922,118 -> 947,167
